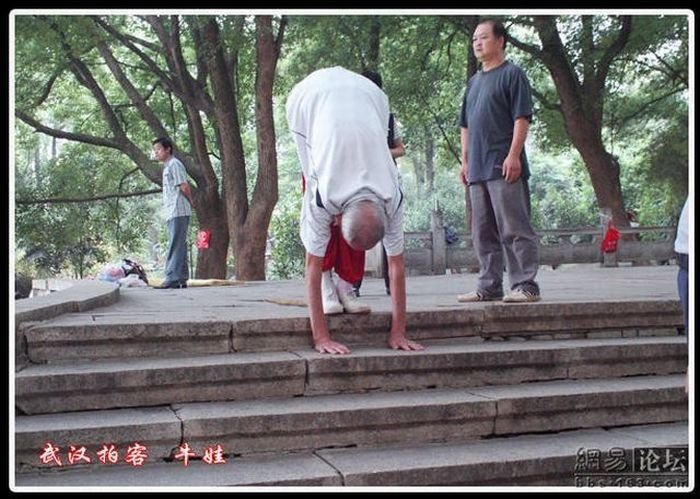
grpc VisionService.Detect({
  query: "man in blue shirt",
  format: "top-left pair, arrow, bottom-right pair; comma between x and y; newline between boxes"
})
458,19 -> 541,303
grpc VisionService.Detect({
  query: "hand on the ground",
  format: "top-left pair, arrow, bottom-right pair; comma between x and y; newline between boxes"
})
388,335 -> 425,351
314,339 -> 351,355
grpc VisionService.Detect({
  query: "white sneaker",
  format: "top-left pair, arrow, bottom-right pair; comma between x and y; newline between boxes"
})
503,288 -> 541,303
321,271 -> 344,315
338,288 -> 371,314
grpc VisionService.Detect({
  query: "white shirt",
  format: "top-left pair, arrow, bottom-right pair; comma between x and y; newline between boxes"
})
674,197 -> 689,255
286,67 -> 404,257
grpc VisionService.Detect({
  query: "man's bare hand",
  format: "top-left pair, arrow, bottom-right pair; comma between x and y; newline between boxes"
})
502,155 -> 522,183
314,339 -> 352,355
388,335 -> 424,351
460,160 -> 469,186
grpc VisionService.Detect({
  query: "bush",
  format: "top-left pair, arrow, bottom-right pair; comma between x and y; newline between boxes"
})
267,200 -> 305,280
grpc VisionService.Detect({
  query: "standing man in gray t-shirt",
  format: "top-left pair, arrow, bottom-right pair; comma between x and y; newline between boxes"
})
458,19 -> 541,303
152,137 -> 194,289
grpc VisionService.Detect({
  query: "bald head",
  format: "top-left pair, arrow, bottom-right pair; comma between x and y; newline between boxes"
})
341,199 -> 386,251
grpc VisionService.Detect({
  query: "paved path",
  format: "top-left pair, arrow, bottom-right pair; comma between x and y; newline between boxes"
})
20,263 -> 682,326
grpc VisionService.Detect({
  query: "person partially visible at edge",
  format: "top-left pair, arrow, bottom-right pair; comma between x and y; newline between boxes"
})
152,137 -> 194,289
674,196 -> 689,393
286,66 -> 424,355
457,19 -> 541,304
355,69 -> 407,297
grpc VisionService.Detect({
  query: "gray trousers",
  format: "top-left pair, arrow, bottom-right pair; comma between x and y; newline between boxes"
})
469,178 -> 539,296
165,216 -> 190,283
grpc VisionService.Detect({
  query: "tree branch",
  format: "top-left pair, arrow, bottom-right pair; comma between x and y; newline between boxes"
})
16,110 -> 121,149
417,92 -> 461,165
91,16 -> 179,97
16,189 -> 161,205
617,85 -> 685,127
531,87 -> 561,112
40,16 -> 127,142
507,33 -> 543,59
144,14 -> 214,115
649,50 -> 688,88
189,20 -> 210,88
339,17 -> 368,69
123,32 -> 161,52
32,65 -> 65,108
595,16 -> 632,88
275,16 -> 288,59
97,41 -> 170,142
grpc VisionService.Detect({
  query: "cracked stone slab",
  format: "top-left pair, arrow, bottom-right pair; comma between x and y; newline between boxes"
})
176,389 -> 497,455
14,452 -> 341,487
16,407 -> 182,470
16,352 -> 306,414
317,422 -> 688,486
296,337 -> 686,394
24,320 -> 233,362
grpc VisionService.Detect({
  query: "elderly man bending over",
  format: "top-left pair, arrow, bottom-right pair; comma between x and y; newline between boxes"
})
286,66 -> 424,355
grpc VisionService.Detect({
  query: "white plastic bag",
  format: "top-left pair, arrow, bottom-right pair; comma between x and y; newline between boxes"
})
97,263 -> 125,283
118,273 -> 148,288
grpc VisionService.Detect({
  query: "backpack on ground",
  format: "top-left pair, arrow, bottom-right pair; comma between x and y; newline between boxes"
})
122,259 -> 149,285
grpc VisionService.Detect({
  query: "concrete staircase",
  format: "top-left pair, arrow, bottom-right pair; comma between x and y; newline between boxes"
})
14,284 -> 688,488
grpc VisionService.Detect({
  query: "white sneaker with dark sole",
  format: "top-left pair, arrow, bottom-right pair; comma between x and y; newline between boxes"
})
503,289 -> 541,303
457,291 -> 502,302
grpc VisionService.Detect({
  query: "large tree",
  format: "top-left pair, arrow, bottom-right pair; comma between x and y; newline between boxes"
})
508,15 -> 688,228
15,14 -> 286,280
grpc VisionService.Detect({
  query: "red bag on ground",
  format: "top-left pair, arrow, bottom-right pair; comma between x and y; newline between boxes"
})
601,222 -> 620,253
196,230 -> 211,249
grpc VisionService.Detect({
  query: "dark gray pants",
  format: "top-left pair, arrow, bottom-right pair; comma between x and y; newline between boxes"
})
677,253 -> 688,335
469,178 -> 540,296
165,216 -> 190,283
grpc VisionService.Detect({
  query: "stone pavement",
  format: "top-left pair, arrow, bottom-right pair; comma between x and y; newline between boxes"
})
14,263 -> 684,328
12,263 -> 690,489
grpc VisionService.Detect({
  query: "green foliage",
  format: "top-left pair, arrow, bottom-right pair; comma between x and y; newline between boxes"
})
529,152 -> 599,229
15,138 -> 159,278
267,198 -> 304,280
401,167 -> 467,233
266,114 -> 305,280
13,13 -> 691,280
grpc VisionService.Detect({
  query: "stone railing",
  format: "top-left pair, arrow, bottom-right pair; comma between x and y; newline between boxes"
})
391,212 -> 677,277
30,278 -> 76,297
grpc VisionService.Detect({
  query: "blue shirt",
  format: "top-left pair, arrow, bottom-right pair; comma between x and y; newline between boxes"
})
459,61 -> 533,184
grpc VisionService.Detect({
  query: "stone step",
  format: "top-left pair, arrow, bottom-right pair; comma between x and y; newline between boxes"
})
16,337 -> 687,415
14,421 -> 688,487
19,299 -> 682,361
15,375 -> 687,471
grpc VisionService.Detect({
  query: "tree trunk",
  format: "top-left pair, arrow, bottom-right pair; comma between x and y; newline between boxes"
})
461,15 -> 480,237
368,16 -> 381,70
194,194 -> 229,279
566,124 -> 627,227
528,15 -> 633,229
425,134 -> 435,194
233,16 -> 282,281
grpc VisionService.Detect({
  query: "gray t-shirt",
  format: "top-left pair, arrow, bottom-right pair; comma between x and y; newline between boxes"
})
459,61 -> 533,184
